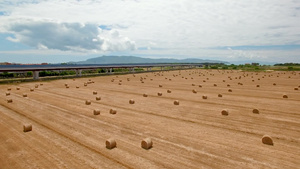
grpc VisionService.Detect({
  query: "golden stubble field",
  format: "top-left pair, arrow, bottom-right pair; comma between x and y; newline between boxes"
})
0,69 -> 299,169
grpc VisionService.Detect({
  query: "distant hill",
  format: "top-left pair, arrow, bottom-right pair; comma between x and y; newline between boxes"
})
71,56 -> 227,64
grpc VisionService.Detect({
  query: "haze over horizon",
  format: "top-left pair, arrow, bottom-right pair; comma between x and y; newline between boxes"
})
0,0 -> 300,64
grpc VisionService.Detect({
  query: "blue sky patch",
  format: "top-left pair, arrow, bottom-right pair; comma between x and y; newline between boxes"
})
99,25 -> 112,30
0,33 -> 33,51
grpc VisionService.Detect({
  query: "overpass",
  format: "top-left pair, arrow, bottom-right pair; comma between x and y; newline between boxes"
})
0,63 -> 203,80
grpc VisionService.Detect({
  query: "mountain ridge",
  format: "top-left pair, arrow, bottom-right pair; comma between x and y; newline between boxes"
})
70,56 -> 227,64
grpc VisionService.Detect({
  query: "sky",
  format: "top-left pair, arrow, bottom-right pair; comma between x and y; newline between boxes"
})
0,0 -> 300,64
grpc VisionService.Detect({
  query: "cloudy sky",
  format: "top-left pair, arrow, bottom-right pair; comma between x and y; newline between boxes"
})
0,0 -> 300,64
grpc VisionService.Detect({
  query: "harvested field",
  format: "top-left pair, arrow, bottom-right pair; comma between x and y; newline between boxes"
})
0,69 -> 300,168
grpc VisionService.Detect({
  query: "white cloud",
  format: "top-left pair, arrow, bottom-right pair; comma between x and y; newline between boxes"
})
0,0 -> 300,63
227,47 -> 266,60
2,20 -> 135,52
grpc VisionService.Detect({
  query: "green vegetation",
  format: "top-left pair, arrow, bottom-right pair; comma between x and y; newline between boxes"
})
207,63 -> 300,71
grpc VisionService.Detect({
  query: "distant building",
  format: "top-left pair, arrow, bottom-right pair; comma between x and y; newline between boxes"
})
252,63 -> 259,66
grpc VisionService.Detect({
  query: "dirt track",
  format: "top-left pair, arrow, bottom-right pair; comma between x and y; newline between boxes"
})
0,69 -> 299,169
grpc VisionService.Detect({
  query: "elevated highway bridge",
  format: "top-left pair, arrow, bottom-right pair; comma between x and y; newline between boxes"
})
0,63 -> 203,80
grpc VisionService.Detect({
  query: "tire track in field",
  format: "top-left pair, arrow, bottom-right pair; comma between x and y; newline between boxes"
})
2,93 -> 216,168
0,101 -> 134,169
28,87 -> 294,140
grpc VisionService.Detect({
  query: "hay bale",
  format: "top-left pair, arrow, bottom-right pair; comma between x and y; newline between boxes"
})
213,84 -> 217,87
35,84 -> 39,88
203,80 -> 206,82
228,89 -> 232,92
202,95 -> 207,99
76,86 -> 79,88
93,91 -> 97,95
118,82 -> 122,85
85,100 -> 91,105
7,87 -> 12,91
93,109 -> 100,115
119,80 -> 122,82
65,83 -> 68,86
96,96 -> 101,100
30,88 -> 34,92
66,85 -> 69,88
192,89 -> 197,93
227,84 -> 230,87
221,109 -> 229,116
157,92 -> 162,96
174,100 -> 179,105
40,83 -> 43,86
23,93 -> 27,97
253,109 -> 259,114
192,84 -> 195,86
84,83 -> 87,86
129,99 -> 135,104
7,99 -> 13,103
16,87 -> 20,90
106,138 -> 117,149
218,94 -> 222,97
159,84 -> 163,87
262,135 -> 273,145
5,92 -> 10,96
283,94 -> 288,98
198,85 -> 202,88
143,93 -> 148,97
167,89 -> 172,93
111,79 -> 114,82
256,85 -> 260,87
141,138 -> 153,150
294,87 -> 298,90
110,109 -> 117,114
23,124 -> 32,132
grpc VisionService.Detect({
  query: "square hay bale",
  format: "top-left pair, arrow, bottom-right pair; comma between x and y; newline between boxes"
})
106,138 -> 116,149
23,124 -> 32,132
93,109 -> 100,115
110,109 -> 117,114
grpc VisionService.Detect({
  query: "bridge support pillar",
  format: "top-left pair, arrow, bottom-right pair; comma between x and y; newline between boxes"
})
76,69 -> 82,77
109,68 -> 113,74
131,67 -> 135,73
33,71 -> 39,80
